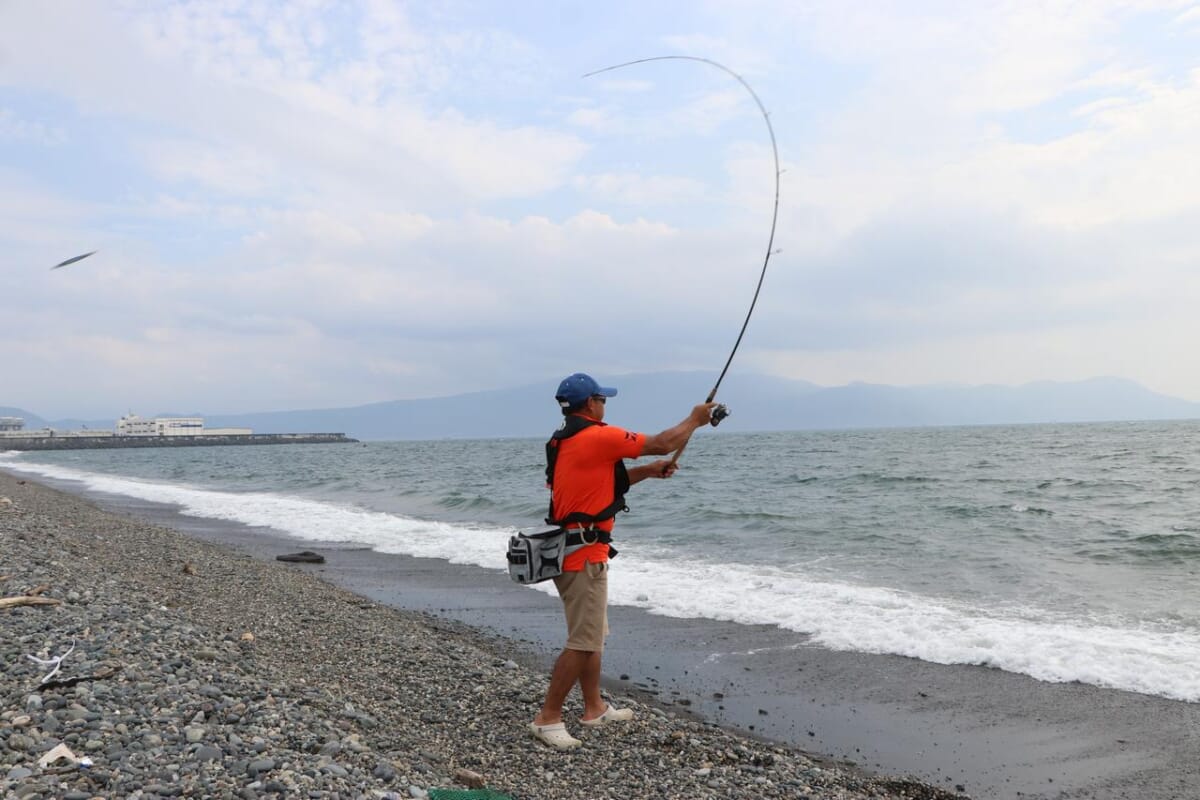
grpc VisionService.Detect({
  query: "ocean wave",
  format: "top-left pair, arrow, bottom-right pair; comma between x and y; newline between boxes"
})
1077,531 -> 1200,565
847,472 -> 939,485
1007,504 -> 1053,515
612,559 -> 1200,703
940,504 -> 987,518
0,459 -> 513,568
5,456 -> 1200,703
1089,449 -> 1137,461
437,493 -> 499,511
675,507 -> 794,523
1126,532 -> 1200,562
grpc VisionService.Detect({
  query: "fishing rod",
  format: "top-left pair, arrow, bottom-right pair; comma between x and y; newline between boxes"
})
583,56 -> 781,465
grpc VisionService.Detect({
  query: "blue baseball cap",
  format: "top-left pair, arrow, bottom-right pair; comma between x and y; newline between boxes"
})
555,373 -> 618,408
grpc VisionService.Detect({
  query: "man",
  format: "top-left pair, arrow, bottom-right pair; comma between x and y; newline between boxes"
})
530,372 -> 716,750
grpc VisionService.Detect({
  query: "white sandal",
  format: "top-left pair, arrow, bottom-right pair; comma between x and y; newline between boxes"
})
580,704 -> 634,727
529,721 -> 582,750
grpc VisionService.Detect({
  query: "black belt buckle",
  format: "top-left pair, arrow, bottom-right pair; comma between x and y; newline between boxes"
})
579,527 -> 600,545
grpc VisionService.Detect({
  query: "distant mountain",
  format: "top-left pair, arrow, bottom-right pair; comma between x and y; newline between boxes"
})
786,377 -> 1200,430
199,373 -> 1200,440
200,371 -> 822,440
11,373 -> 1200,441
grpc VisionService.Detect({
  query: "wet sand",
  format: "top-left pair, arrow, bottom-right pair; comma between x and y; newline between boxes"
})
12,469 -> 1200,799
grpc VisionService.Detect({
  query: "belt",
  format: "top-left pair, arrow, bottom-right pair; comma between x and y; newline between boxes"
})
564,527 -> 612,547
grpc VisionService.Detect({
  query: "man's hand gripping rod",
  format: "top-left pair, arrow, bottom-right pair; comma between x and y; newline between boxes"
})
666,397 -> 728,472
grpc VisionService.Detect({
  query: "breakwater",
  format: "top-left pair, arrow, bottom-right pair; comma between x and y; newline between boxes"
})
1,433 -> 357,451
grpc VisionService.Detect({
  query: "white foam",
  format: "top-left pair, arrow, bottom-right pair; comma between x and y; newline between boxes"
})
6,456 -> 1200,703
0,458 -> 511,568
608,558 -> 1200,702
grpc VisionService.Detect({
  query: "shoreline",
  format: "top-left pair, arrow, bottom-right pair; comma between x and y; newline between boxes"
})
5,468 -> 1200,798
1,469 -> 956,800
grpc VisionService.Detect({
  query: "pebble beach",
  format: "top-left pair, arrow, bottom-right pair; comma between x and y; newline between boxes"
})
0,470 -> 962,800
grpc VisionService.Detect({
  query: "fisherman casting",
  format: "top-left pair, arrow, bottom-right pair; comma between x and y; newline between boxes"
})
524,373 -> 715,750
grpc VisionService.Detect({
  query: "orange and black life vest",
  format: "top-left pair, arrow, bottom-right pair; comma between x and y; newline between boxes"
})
544,415 -> 630,527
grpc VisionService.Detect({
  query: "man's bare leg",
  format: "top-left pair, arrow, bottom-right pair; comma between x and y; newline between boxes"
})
534,648 -> 594,725
578,649 -> 607,720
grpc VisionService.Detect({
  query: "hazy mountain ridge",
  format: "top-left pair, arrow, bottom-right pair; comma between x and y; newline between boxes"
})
211,374 -> 1200,438
5,373 -> 1199,442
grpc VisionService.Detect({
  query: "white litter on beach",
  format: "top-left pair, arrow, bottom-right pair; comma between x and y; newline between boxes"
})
25,637 -> 76,684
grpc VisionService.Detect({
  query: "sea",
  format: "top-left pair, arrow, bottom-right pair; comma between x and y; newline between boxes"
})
4,419 -> 1200,705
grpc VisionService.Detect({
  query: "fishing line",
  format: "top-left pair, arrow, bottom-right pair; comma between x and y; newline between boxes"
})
583,56 -> 781,460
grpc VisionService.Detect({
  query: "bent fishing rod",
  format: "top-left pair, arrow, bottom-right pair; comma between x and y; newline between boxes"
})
583,56 -> 781,466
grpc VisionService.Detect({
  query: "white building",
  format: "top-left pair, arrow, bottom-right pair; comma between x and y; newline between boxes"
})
0,417 -> 24,432
115,414 -> 252,437
117,414 -> 204,436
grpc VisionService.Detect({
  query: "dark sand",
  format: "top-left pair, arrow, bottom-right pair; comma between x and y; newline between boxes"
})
14,471 -> 1200,799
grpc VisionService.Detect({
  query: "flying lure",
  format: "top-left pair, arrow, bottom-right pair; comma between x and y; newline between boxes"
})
583,57 -> 781,464
50,251 -> 97,270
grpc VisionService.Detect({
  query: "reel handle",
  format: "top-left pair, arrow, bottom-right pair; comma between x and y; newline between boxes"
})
710,403 -> 730,426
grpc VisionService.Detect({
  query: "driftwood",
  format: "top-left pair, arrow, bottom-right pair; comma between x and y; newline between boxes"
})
0,595 -> 62,610
25,584 -> 50,596
454,768 -> 486,789
41,664 -> 120,690
276,550 -> 325,564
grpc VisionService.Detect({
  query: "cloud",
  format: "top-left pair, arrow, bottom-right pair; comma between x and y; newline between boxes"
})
1,2 -> 586,211
0,108 -> 65,145
144,139 -> 281,196
1173,5 -> 1200,27
5,1 -> 1200,417
590,79 -> 655,93
571,172 -> 708,206
574,86 -> 751,141
749,8 -> 1200,255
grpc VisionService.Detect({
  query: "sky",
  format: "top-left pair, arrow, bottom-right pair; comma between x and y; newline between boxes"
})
3,1 -> 1200,418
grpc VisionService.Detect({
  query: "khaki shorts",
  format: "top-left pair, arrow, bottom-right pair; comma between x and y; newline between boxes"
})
553,560 -> 609,652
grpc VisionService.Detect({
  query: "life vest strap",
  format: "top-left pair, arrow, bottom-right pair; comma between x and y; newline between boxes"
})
562,527 -> 613,547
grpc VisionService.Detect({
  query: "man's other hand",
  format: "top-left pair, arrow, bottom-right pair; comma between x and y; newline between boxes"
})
649,459 -> 678,478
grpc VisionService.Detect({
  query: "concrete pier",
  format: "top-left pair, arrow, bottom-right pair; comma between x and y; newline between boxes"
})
0,432 -> 358,450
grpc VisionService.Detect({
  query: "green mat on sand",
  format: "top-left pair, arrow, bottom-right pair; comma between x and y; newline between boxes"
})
427,790 -> 514,800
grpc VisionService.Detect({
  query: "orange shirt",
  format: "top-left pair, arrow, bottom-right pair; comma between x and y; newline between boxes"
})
550,415 -> 645,571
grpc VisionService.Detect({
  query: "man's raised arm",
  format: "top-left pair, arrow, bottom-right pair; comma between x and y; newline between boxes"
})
640,403 -> 717,456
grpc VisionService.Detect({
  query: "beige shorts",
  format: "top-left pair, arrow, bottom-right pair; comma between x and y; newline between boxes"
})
553,560 -> 609,652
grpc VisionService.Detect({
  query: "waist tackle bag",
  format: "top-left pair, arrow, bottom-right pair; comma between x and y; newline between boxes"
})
506,527 -> 613,585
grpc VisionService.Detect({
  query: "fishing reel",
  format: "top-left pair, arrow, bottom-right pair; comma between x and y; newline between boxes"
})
710,404 -> 730,426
